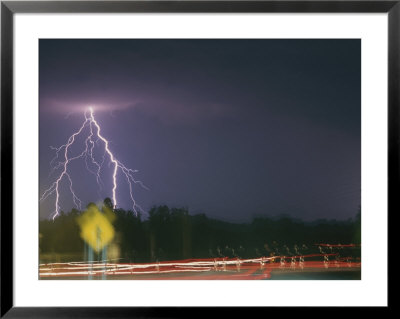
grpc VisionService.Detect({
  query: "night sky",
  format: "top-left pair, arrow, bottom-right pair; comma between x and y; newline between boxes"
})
39,39 -> 361,222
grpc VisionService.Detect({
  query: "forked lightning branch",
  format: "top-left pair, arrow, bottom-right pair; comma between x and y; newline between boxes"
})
40,107 -> 147,220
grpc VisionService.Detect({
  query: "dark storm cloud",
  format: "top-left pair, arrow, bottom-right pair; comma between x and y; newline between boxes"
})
39,39 -> 360,222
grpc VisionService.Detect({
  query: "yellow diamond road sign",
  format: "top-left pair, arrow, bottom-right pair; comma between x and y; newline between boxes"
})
77,205 -> 115,252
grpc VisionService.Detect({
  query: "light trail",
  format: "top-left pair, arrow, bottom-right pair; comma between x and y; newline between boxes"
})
40,107 -> 147,220
39,254 -> 361,279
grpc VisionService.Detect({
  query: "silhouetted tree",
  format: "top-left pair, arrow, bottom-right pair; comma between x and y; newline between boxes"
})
39,201 -> 362,263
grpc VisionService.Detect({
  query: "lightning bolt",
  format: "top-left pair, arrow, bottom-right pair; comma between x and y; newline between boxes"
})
40,107 -> 147,220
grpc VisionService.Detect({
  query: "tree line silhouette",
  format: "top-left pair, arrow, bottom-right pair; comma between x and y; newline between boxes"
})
39,198 -> 361,263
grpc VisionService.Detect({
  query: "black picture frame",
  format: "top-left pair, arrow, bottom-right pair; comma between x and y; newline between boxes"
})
1,0 -> 395,317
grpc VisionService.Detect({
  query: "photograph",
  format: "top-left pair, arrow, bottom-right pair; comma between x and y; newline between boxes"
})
38,39 -> 361,280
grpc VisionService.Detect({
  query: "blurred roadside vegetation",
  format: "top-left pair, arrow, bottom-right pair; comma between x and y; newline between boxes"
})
39,198 -> 361,263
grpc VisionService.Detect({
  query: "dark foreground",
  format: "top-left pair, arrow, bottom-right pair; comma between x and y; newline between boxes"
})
41,268 -> 361,280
